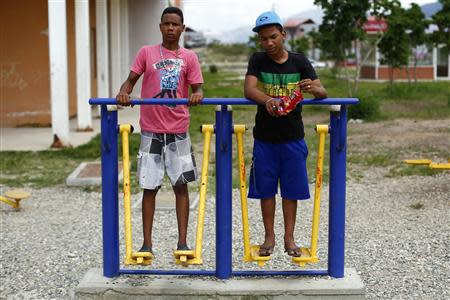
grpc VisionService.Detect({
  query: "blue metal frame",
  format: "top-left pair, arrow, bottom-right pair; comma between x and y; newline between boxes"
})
118,269 -> 329,276
328,107 -> 348,278
215,105 -> 233,279
100,105 -> 120,277
91,98 -> 358,279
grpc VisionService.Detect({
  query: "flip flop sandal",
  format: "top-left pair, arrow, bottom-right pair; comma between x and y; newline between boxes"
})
285,247 -> 302,257
177,244 -> 191,251
138,245 -> 154,255
258,245 -> 274,257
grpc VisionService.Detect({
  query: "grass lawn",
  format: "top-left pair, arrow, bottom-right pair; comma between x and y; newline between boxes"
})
1,69 -> 448,190
319,69 -> 450,120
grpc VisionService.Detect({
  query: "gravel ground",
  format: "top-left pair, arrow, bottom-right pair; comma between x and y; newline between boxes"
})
0,167 -> 449,299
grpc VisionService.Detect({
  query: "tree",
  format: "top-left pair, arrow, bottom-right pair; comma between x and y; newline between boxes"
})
314,0 -> 370,60
405,3 -> 429,84
431,0 -> 450,52
378,6 -> 410,90
247,34 -> 262,55
314,0 -> 369,95
307,30 -> 321,58
314,0 -> 400,96
288,37 -> 310,54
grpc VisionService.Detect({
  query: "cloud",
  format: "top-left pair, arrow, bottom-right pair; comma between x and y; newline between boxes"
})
183,0 -> 437,33
183,0 -> 314,33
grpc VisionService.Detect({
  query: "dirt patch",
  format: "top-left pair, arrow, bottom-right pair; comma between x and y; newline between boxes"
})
347,118 -> 449,157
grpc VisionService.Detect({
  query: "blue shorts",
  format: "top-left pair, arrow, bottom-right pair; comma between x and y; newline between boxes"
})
248,138 -> 310,200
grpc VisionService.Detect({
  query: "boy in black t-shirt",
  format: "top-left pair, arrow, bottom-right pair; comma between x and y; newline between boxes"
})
244,11 -> 327,257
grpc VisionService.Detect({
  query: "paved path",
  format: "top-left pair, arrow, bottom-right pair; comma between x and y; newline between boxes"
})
0,107 -> 140,151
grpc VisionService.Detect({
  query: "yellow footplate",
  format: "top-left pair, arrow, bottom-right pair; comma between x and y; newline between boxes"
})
4,190 -> 31,200
125,251 -> 153,265
173,250 -> 197,266
246,245 -> 271,267
291,247 -> 319,267
429,163 -> 450,170
403,159 -> 432,165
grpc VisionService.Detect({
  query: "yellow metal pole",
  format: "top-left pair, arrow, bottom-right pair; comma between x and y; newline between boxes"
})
0,196 -> 19,209
194,125 -> 214,260
0,190 -> 30,209
120,124 -> 134,264
310,125 -> 328,257
234,125 -> 252,261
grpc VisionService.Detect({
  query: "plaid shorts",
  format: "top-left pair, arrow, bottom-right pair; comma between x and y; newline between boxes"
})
136,131 -> 198,189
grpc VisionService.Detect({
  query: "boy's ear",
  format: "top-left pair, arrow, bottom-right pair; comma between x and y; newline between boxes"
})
182,24 -> 186,32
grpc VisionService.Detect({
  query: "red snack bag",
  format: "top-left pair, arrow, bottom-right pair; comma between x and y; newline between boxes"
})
278,89 -> 304,115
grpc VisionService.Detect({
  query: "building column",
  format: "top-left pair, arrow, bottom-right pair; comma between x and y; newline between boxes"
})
375,48 -> 379,81
447,51 -> 450,80
432,47 -> 437,80
75,0 -> 92,130
120,0 -> 129,84
96,0 -> 110,114
48,0 -> 70,147
109,0 -> 130,97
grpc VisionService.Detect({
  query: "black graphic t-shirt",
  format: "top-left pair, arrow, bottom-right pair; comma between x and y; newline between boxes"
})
246,51 -> 317,143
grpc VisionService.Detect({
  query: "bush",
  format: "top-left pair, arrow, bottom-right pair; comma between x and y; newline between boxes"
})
209,64 -> 218,73
348,96 -> 380,120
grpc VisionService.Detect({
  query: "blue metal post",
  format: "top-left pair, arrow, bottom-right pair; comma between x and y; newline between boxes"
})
215,105 -> 233,279
328,105 -> 348,278
100,105 -> 120,277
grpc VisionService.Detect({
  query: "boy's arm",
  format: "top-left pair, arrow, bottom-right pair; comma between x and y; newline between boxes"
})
116,71 -> 141,106
189,83 -> 203,106
244,75 -> 280,117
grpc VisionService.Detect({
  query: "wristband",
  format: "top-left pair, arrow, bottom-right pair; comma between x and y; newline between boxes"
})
264,98 -> 273,106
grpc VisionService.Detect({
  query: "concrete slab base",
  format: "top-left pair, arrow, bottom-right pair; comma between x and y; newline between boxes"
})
73,268 -> 365,299
66,162 -> 123,186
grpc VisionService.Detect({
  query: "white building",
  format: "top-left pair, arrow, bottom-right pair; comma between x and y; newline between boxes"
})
0,0 -> 180,147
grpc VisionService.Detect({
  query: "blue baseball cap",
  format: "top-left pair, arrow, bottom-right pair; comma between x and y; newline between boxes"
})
252,11 -> 283,32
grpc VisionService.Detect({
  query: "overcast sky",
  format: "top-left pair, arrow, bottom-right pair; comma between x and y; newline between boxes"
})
183,0 -> 437,33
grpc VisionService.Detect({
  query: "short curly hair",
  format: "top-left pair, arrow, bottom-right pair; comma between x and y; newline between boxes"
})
161,7 -> 184,24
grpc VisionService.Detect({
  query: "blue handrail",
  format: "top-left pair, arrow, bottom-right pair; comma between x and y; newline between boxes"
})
89,98 -> 359,106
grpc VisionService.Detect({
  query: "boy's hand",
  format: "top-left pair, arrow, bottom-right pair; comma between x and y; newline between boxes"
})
116,93 -> 132,106
188,91 -> 203,106
299,79 -> 314,94
265,98 -> 282,117
299,78 -> 327,99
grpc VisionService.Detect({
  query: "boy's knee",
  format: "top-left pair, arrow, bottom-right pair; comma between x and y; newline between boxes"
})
143,188 -> 158,199
172,184 -> 188,195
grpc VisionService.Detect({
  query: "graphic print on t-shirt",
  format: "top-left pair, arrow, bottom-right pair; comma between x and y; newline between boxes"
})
152,58 -> 183,102
259,72 -> 300,97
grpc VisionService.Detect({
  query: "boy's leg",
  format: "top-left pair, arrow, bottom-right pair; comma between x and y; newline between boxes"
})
282,198 -> 299,250
260,197 -> 276,255
247,139 -> 280,256
279,139 -> 308,256
142,188 -> 158,249
164,133 -> 197,249
173,183 -> 190,248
